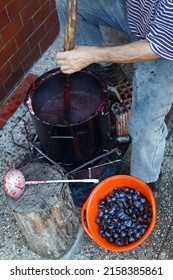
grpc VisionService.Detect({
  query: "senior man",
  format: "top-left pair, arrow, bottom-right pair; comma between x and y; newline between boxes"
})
56,0 -> 173,196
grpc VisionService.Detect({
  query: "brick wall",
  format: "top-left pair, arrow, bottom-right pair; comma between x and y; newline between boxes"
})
0,0 -> 60,104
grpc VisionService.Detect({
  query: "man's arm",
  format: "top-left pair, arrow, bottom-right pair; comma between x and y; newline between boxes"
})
56,39 -> 160,74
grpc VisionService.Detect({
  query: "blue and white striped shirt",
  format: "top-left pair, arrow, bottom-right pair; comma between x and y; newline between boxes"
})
127,0 -> 173,59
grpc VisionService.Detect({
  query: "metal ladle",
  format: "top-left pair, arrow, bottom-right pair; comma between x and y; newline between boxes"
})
3,168 -> 99,199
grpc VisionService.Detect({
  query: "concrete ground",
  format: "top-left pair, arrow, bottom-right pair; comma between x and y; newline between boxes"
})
0,33 -> 173,260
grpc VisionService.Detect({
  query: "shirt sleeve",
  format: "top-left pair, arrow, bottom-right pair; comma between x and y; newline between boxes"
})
146,0 -> 173,60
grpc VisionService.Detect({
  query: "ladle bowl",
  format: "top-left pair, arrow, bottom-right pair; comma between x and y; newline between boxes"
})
3,168 -> 99,199
4,169 -> 25,199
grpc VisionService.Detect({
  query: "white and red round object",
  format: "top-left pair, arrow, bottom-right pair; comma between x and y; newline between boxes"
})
4,169 -> 25,199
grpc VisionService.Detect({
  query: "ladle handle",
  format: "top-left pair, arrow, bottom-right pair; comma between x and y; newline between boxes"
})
64,0 -> 78,51
25,179 -> 99,185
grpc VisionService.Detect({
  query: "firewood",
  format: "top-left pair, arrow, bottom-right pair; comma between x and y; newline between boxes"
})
5,162 -> 79,259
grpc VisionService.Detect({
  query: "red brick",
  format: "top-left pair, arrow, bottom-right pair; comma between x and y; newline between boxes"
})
28,23 -> 46,50
0,51 -> 6,69
18,0 -> 29,10
10,42 -> 30,70
40,24 -> 59,54
0,84 -> 7,104
0,38 -> 17,68
0,35 -> 4,49
4,38 -> 18,59
0,118 -> 6,128
1,15 -> 23,44
4,64 -> 24,94
0,0 -> 9,12
23,45 -> 41,72
0,62 -> 12,84
33,1 -> 51,28
50,0 -> 56,11
39,0 -> 47,6
0,8 -> 9,30
6,0 -> 21,20
44,10 -> 59,32
21,0 -> 40,24
0,73 -> 37,122
15,19 -> 35,47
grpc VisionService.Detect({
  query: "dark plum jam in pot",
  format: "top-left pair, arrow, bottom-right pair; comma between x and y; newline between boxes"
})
37,90 -> 102,125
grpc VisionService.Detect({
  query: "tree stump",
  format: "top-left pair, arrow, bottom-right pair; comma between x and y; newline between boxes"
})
5,162 -> 79,259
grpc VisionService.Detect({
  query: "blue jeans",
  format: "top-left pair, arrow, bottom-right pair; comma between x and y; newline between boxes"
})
56,0 -> 173,183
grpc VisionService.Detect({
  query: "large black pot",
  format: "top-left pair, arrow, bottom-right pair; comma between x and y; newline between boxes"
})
25,68 -> 111,164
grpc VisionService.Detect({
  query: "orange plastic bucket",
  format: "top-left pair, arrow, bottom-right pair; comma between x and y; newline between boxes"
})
81,175 -> 156,251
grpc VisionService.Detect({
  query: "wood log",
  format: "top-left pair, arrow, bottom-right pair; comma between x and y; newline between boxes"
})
5,162 -> 79,259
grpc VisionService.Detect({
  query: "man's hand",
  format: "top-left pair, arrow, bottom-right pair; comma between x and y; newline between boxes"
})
56,45 -> 96,74
56,40 -> 160,74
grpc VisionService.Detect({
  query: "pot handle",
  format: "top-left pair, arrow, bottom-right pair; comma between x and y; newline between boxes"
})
23,84 -> 33,107
80,199 -> 93,239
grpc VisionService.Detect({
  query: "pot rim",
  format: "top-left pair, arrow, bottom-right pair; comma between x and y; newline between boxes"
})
25,68 -> 109,127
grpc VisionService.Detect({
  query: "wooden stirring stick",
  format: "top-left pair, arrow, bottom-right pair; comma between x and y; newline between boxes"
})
64,0 -> 78,52
63,0 -> 78,123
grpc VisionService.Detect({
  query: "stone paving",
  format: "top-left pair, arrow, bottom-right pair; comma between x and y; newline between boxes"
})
0,34 -> 173,260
